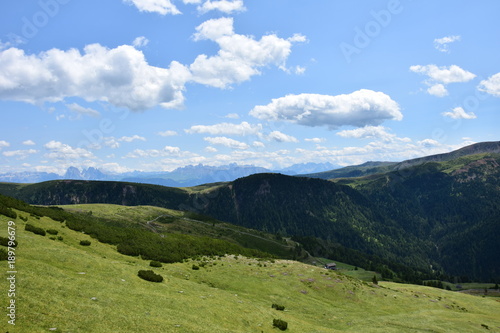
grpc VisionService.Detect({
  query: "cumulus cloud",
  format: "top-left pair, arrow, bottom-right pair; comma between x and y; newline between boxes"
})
478,73 -> 500,97
22,140 -> 36,146
197,0 -> 246,14
410,64 -> 476,84
266,131 -> 298,143
157,130 -> 178,137
0,44 -> 191,111
224,113 -> 240,119
434,35 -> 461,53
44,141 -> 96,161
305,138 -> 325,143
336,125 -> 410,143
124,145 -> 182,158
249,89 -> 402,129
132,36 -> 149,48
410,64 -> 476,97
203,136 -> 249,149
123,0 -> 181,15
190,17 -> 304,88
66,103 -> 101,118
2,149 -> 38,159
119,135 -> 146,142
427,83 -> 448,97
442,107 -> 477,119
0,140 -> 10,148
186,121 -> 262,136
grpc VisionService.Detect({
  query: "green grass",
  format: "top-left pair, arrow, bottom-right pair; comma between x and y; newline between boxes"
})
61,203 -> 295,258
1,210 -> 500,332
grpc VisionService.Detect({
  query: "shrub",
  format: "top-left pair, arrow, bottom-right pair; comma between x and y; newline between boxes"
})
0,236 -> 17,247
0,205 -> 17,219
0,248 -> 8,261
25,224 -> 46,236
192,264 -> 200,270
272,303 -> 285,311
57,236 -> 64,241
138,270 -> 163,283
150,260 -> 163,268
273,319 -> 288,331
46,229 -> 59,235
80,240 -> 91,246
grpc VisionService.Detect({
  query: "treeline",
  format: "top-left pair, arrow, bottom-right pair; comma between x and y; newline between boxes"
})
0,194 -> 269,264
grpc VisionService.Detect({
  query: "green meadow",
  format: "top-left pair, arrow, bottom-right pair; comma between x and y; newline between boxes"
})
1,208 -> 500,332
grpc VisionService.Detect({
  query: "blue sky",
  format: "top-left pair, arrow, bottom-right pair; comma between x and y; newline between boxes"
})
0,0 -> 499,174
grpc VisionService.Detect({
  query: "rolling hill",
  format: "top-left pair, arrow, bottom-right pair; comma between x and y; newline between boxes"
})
1,143 -> 499,282
1,202 -> 500,332
304,141 -> 500,180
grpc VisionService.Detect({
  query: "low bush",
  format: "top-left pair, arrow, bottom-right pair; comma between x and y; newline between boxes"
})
272,303 -> 285,311
192,264 -> 200,270
150,260 -> 163,268
46,229 -> 59,235
80,240 -> 91,246
0,205 -> 17,219
25,224 -> 46,236
138,270 -> 163,283
273,319 -> 288,331
0,236 -> 17,247
0,248 -> 8,261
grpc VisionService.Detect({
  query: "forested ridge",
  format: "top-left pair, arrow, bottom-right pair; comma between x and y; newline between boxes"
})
0,148 -> 499,282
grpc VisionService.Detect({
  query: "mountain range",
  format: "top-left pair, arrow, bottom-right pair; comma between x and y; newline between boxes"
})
0,162 -> 339,187
1,141 -> 498,282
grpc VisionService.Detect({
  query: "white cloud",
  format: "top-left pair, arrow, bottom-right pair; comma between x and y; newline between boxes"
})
186,121 -> 262,136
442,107 -> 477,119
123,0 -> 181,15
410,64 -> 476,97
190,17 -> 303,88
434,36 -> 461,52
294,66 -> 306,75
0,140 -> 11,148
336,125 -> 410,143
0,44 -> 191,111
410,64 -> 476,84
205,146 -> 218,153
252,141 -> 265,148
100,162 -> 133,174
249,89 -> 402,129
157,130 -> 178,137
266,131 -> 298,143
305,138 -> 325,143
66,103 -> 101,118
44,141 -> 96,161
478,72 -> 500,97
224,113 -> 240,119
22,140 -> 36,146
124,145 -> 182,158
434,35 -> 461,53
288,34 -> 308,43
418,139 -> 439,147
2,149 -> 38,159
103,137 -> 120,149
132,36 -> 150,48
203,136 -> 249,149
197,0 -> 246,14
427,83 -> 448,97
119,135 -> 146,142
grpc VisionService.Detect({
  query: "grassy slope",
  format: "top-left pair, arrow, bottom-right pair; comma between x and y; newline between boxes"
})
60,203 -> 295,259
1,212 -> 500,332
